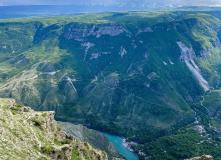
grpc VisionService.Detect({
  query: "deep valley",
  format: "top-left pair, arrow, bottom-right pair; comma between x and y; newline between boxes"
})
1,7 -> 221,159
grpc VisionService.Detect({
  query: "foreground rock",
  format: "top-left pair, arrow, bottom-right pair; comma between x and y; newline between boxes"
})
0,98 -> 107,160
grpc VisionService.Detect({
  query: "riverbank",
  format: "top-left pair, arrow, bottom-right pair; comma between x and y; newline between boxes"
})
122,138 -> 138,152
103,133 -> 139,160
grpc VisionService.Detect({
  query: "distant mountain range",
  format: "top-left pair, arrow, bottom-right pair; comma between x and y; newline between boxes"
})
0,4 -> 185,19
83,2 -> 184,9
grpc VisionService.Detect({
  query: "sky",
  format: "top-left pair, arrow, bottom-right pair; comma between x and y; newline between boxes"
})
0,0 -> 221,6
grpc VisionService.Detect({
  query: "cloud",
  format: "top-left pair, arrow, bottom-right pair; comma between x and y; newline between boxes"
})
0,0 -> 221,6
185,0 -> 221,6
0,0 -> 76,6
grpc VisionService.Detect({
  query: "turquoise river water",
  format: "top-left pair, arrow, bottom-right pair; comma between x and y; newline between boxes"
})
103,133 -> 139,160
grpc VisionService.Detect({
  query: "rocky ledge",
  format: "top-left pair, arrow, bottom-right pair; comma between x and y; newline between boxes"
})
0,98 -> 107,160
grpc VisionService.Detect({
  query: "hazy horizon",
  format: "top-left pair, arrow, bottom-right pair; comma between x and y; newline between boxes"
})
0,0 -> 221,7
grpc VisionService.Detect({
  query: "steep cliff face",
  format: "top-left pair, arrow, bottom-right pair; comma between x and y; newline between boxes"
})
58,121 -> 125,160
0,98 -> 107,160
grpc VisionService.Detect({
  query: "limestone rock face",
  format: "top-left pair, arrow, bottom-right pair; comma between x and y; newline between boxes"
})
64,23 -> 129,41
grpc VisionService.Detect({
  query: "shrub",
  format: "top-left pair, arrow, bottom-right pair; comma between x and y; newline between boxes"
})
42,113 -> 47,117
54,139 -> 73,145
15,104 -> 23,108
32,118 -> 44,126
62,146 -> 69,151
11,110 -> 17,115
0,118 -> 5,122
54,139 -> 61,145
71,149 -> 81,160
40,146 -> 55,154
62,139 -> 73,145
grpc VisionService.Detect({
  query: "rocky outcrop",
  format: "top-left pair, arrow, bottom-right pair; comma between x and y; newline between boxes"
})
0,98 -> 108,160
88,24 -> 129,38
18,106 -> 32,112
136,26 -> 153,35
186,155 -> 213,160
119,46 -> 127,58
64,23 -> 128,41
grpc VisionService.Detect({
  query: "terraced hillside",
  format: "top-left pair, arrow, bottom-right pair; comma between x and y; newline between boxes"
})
1,9 -> 221,159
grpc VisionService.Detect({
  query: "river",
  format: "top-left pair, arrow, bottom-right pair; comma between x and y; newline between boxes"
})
58,121 -> 139,160
103,132 -> 139,160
